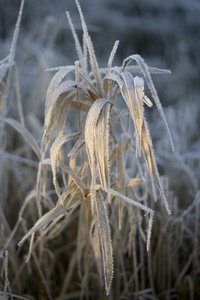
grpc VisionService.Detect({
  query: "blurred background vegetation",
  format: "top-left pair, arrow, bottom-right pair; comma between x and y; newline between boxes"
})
1,0 -> 200,105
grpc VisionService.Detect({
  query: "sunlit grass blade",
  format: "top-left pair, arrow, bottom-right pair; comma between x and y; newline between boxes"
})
123,54 -> 175,152
85,98 -> 110,212
95,102 -> 111,192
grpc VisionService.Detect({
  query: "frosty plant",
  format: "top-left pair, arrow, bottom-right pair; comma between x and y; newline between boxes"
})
19,0 -> 174,295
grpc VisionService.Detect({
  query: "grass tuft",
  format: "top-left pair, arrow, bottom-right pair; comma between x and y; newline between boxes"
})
0,0 -> 199,299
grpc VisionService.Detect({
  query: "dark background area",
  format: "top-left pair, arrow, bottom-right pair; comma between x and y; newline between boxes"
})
1,0 -> 200,105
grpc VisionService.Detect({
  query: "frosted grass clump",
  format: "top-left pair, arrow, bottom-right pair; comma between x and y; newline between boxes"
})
18,0 -> 174,295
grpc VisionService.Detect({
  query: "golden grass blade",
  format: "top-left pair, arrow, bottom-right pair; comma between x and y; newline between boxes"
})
43,81 -> 76,151
44,80 -> 75,130
68,135 -> 85,158
2,117 -> 40,158
78,69 -> 99,97
96,192 -> 113,295
70,100 -> 90,112
36,161 -> 43,217
90,218 -> 103,286
116,137 -> 125,229
121,72 -> 144,156
85,98 -> 111,212
123,54 -> 175,152
75,0 -> 104,97
58,162 -> 88,198
56,92 -> 76,138
77,199 -> 90,279
105,68 -> 170,213
106,69 -> 145,155
50,133 -> 80,196
85,98 -> 105,165
128,178 -> 145,186
95,102 -> 111,191
45,66 -> 75,113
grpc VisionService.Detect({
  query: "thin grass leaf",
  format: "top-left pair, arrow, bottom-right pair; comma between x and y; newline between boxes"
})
108,188 -> 154,250
2,117 -> 40,158
44,80 -> 76,132
77,199 -> 91,279
68,135 -> 85,158
8,0 -> 24,68
126,65 -> 171,75
108,40 -> 119,69
141,119 -> 171,214
42,81 -> 76,152
99,65 -> 171,75
96,192 -> 113,295
116,137 -> 126,229
50,133 -> 80,196
13,64 -> 25,126
18,204 -> 66,246
0,63 -> 8,83
0,150 -> 38,167
0,0 -> 24,116
75,0 -> 104,97
58,162 -> 88,198
121,73 -> 144,156
90,218 -> 103,286
83,34 -> 88,73
66,11 -> 84,69
56,92 -> 76,138
78,68 -> 99,97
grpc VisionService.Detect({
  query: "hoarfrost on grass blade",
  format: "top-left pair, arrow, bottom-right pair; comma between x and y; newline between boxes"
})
96,192 -> 113,295
45,66 -> 75,113
18,204 -> 66,247
123,54 -> 175,152
108,188 -> 154,251
66,12 -> 84,69
85,98 -> 111,212
108,40 -> 119,69
116,137 -> 126,229
95,102 -> 111,192
50,133 -> 81,196
75,0 -> 104,97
